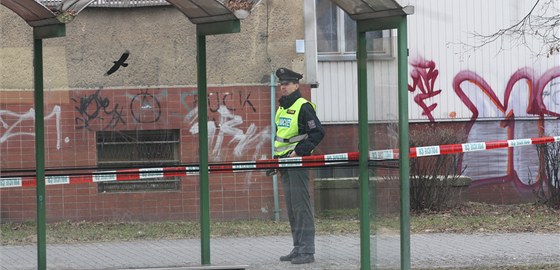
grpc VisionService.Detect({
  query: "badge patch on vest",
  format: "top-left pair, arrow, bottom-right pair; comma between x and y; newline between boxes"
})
278,117 -> 292,128
287,109 -> 296,114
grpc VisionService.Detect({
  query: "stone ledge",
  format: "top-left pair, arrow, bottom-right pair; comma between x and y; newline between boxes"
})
314,176 -> 472,188
313,176 -> 472,213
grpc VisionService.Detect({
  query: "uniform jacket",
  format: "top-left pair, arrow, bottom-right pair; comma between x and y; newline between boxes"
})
276,89 -> 325,156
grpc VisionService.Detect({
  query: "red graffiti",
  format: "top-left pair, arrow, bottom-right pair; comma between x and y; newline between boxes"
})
453,66 -> 560,190
454,67 -> 560,121
408,58 -> 442,122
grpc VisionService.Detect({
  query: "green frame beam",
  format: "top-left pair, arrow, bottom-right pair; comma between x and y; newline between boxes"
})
357,16 -> 404,32
32,23 -> 66,270
196,20 -> 240,36
356,15 -> 410,270
33,24 -> 66,39
195,19 -> 240,266
197,34 -> 211,265
356,27 -> 370,268
397,16 -> 411,270
33,37 -> 47,270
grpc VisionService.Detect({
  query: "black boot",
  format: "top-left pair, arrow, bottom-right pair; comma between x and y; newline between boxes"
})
279,250 -> 298,262
291,253 -> 315,264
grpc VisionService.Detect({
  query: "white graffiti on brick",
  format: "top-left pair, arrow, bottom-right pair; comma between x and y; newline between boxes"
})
0,105 -> 62,149
184,106 -> 270,162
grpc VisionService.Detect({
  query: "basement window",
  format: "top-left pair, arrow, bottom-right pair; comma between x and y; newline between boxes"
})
96,129 -> 180,193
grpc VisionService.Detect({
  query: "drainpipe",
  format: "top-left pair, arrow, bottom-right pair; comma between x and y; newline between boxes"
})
270,72 -> 281,222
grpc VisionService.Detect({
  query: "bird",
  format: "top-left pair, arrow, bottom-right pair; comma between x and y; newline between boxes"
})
105,50 -> 129,76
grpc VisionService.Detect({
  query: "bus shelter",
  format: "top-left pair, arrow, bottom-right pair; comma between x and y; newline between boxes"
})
1,0 -> 412,269
328,1 -> 413,269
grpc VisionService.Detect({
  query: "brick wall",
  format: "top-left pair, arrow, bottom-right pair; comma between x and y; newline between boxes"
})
0,86 -> 547,222
1,85 -> 295,222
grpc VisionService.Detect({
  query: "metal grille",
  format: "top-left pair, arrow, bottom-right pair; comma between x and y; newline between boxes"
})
98,179 -> 180,193
96,129 -> 181,193
97,129 -> 180,165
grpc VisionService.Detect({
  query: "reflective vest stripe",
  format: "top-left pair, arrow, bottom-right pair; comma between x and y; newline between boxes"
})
275,144 -> 297,153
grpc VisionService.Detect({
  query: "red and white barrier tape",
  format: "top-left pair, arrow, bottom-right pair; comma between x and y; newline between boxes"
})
1,135 -> 558,189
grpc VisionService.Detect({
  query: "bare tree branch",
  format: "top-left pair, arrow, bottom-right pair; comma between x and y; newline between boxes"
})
467,0 -> 560,57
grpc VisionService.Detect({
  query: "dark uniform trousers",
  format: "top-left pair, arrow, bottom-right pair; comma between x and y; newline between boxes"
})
280,168 -> 315,254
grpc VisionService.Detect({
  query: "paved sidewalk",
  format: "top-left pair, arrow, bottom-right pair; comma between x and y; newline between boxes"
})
1,233 -> 559,270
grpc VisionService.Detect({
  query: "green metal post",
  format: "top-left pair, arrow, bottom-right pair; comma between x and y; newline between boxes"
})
30,23 -> 65,270
196,34 -> 211,265
33,37 -> 47,270
356,26 -> 371,270
193,19 -> 239,266
397,17 -> 411,270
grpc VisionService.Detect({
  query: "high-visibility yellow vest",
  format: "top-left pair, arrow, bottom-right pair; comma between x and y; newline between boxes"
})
274,97 -> 316,157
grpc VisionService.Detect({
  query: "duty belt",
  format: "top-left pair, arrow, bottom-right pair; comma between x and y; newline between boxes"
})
274,151 -> 292,159
275,134 -> 308,143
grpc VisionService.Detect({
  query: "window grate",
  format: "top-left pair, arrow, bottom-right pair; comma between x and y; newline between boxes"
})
98,179 -> 180,193
96,129 -> 181,193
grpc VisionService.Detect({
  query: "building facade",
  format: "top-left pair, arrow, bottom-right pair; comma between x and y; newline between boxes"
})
1,0 -> 559,222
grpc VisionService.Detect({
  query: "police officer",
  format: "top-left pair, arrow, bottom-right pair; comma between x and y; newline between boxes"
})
274,67 -> 325,264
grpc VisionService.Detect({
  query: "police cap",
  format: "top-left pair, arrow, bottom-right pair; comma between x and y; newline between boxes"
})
276,68 -> 303,83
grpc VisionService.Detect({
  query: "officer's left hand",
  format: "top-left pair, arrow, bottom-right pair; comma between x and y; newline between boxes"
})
289,151 -> 297,158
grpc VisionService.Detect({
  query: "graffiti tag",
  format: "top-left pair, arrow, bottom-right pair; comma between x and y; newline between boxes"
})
408,58 -> 443,122
181,90 -> 257,113
0,105 -> 62,149
184,106 -> 269,162
72,88 -> 125,130
130,90 -> 161,123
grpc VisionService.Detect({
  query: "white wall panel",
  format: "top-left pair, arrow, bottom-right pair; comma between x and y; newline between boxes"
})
406,0 -> 559,121
315,0 -> 560,123
316,56 -> 399,123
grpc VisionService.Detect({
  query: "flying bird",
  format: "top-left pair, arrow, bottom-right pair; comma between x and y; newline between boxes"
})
105,50 -> 129,76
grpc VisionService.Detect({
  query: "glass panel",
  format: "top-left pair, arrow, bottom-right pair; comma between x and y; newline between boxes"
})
344,13 -> 357,52
316,4 -> 389,57
195,0 -> 230,16
366,38 -> 401,269
364,0 -> 400,10
168,0 -> 210,17
344,12 -> 384,53
369,30 -> 385,52
332,0 -> 373,15
316,0 -> 338,53
42,0 -> 171,8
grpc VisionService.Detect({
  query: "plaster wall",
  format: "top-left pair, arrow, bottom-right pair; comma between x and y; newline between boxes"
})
0,1 -> 306,90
